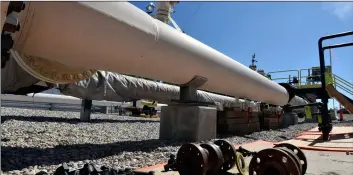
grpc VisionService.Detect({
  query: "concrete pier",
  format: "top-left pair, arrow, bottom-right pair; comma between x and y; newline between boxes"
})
159,105 -> 217,142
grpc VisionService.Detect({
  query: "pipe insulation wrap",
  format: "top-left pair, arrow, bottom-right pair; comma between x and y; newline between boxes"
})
288,95 -> 309,106
1,59 -> 307,113
58,71 -> 263,112
13,2 -> 289,105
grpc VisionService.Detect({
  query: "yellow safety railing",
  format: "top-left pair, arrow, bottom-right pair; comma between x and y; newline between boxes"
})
268,66 -> 334,88
297,67 -> 328,89
331,73 -> 353,96
267,70 -> 300,83
268,67 -> 352,97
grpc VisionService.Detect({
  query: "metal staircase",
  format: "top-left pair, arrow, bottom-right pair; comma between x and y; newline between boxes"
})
268,31 -> 353,140
327,73 -> 353,114
267,68 -> 353,114
331,73 -> 353,97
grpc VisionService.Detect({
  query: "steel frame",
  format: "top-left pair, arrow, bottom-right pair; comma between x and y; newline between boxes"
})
317,31 -> 353,139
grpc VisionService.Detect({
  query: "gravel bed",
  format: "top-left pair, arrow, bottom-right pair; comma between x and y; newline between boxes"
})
1,107 -> 351,174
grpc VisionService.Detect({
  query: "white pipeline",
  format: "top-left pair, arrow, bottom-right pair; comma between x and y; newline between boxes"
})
12,2 -> 289,105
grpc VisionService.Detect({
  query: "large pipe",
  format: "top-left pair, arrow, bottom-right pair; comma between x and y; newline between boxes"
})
11,2 -> 289,105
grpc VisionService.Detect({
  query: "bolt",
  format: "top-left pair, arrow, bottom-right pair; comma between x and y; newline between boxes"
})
39,68 -> 49,76
30,60 -> 39,68
76,74 -> 83,79
52,73 -> 60,80
64,74 -> 73,80
84,70 -> 92,77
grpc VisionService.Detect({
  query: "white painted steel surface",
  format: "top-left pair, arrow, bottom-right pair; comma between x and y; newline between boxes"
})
12,2 -> 289,105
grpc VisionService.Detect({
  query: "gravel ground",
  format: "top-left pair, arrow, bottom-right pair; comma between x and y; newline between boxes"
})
1,107 -> 352,174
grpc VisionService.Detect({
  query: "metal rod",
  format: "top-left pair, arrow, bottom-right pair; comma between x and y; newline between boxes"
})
330,49 -> 334,109
323,42 -> 353,50
319,31 -> 353,41
318,30 -> 353,138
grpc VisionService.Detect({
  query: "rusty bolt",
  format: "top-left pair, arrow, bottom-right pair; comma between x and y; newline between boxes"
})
64,74 -> 73,80
84,70 -> 92,77
76,74 -> 83,79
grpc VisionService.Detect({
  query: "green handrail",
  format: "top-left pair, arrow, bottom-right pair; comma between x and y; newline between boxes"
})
267,70 -> 300,74
268,68 -> 352,97
335,84 -> 353,96
335,78 -> 353,89
332,73 -> 353,89
267,69 -> 300,84
298,68 -> 321,88
330,73 -> 353,97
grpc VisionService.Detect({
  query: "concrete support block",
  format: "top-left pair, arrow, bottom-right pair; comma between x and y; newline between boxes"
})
80,99 -> 92,122
282,112 -> 298,128
160,105 -> 217,142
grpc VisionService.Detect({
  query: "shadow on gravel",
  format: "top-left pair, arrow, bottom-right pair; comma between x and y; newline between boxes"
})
332,120 -> 353,124
1,139 -> 187,172
1,115 -> 160,124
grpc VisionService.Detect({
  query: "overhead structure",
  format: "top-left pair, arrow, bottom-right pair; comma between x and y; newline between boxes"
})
154,1 -> 183,33
7,1 -> 290,106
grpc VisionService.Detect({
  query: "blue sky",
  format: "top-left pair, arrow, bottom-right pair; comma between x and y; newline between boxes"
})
131,1 -> 353,108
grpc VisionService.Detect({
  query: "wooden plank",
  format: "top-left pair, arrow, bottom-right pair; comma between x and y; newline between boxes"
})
218,110 -> 258,119
277,133 -> 353,152
218,122 -> 260,135
218,117 -> 259,124
263,117 -> 283,130
326,84 -> 353,114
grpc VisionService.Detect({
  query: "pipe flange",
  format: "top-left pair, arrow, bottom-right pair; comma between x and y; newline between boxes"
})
274,143 -> 307,175
214,140 -> 237,171
176,143 -> 208,175
200,143 -> 224,174
249,148 -> 301,175
10,50 -> 97,84
274,147 -> 302,173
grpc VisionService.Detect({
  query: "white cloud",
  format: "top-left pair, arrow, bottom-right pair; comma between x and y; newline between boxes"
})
322,2 -> 353,21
